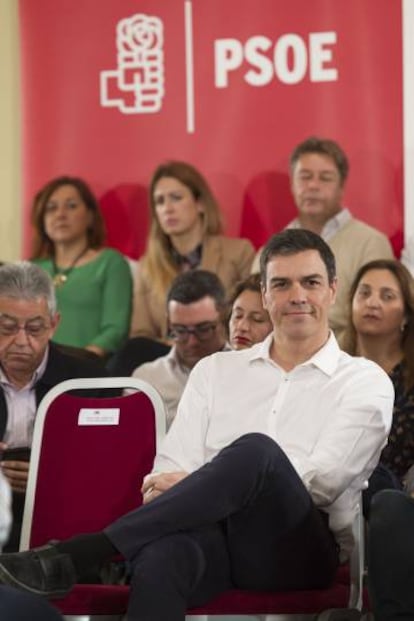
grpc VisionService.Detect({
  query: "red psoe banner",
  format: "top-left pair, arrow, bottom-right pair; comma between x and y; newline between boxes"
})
19,0 -> 403,257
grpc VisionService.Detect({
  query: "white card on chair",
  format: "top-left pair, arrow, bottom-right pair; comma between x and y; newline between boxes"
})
78,408 -> 120,426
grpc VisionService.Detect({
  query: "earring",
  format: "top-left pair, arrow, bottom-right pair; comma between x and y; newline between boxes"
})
401,320 -> 407,332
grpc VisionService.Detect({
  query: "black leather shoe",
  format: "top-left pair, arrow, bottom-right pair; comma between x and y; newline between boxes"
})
0,543 -> 76,598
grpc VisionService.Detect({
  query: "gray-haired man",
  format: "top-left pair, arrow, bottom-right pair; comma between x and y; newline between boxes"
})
0,262 -> 107,550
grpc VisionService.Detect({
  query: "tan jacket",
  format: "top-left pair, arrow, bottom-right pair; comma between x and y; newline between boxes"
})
131,235 -> 255,339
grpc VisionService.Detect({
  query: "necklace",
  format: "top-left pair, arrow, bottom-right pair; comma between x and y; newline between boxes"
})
52,246 -> 90,287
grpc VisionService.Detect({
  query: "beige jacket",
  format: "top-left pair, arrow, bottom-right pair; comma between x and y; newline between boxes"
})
131,235 -> 255,339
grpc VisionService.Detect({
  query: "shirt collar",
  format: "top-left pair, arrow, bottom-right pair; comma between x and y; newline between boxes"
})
247,331 -> 341,376
287,208 -> 351,241
0,345 -> 49,390
170,243 -> 203,270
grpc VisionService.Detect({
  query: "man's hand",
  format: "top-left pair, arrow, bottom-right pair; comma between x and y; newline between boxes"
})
0,442 -> 30,493
1,460 -> 29,493
141,472 -> 188,504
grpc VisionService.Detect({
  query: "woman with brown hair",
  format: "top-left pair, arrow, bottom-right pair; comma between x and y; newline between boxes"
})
31,176 -> 132,357
130,161 -> 255,339
343,259 -> 414,493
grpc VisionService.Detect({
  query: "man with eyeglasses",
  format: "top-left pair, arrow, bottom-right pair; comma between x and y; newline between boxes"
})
132,269 -> 229,428
0,261 -> 107,551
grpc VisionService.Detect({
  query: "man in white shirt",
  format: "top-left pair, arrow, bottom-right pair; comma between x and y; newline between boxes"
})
0,230 -> 393,621
133,270 -> 229,428
252,136 -> 394,341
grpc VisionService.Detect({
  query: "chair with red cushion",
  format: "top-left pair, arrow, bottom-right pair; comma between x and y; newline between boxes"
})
21,376 -> 366,620
19,377 -> 166,620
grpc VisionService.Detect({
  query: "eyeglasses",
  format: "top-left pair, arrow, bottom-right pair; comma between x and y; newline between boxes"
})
169,321 -> 218,343
0,317 -> 51,338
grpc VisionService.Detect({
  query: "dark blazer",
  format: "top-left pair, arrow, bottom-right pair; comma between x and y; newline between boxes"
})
0,342 -> 109,441
1,342 -> 109,551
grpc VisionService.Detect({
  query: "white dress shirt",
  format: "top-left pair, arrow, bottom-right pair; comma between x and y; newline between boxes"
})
0,348 -> 49,448
288,207 -> 352,242
154,333 -> 394,559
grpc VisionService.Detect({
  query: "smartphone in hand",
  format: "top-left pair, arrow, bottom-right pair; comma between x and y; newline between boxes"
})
0,447 -> 31,462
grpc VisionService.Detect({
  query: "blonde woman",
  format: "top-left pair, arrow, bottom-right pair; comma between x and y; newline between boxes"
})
131,161 -> 255,339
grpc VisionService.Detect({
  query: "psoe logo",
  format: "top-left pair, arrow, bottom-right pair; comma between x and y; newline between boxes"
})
100,13 -> 164,114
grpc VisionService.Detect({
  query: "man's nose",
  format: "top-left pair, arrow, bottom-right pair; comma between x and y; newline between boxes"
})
288,283 -> 307,304
185,331 -> 199,344
305,175 -> 320,189
13,327 -> 30,345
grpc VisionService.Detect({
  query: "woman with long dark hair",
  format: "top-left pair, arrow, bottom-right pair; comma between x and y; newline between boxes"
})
343,259 -> 414,492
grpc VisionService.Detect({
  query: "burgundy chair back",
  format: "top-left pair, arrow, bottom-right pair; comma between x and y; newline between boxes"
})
20,378 -> 167,550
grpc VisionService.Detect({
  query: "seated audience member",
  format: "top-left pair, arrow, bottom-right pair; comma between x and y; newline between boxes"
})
132,270 -> 229,428
0,262 -> 109,551
131,160 -> 255,340
31,176 -> 132,357
0,466 -> 63,619
251,136 -> 394,341
368,489 -> 414,621
0,230 -> 393,621
342,259 -> 414,510
228,273 -> 272,350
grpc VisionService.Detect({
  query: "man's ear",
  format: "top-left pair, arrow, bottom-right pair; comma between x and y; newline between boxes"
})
329,277 -> 338,305
50,312 -> 61,336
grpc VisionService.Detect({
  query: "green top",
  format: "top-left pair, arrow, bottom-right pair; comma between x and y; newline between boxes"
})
33,248 -> 132,352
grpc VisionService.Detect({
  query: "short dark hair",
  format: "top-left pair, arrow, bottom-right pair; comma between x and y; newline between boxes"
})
260,229 -> 336,285
166,270 -> 226,312
290,136 -> 349,185
228,273 -> 262,307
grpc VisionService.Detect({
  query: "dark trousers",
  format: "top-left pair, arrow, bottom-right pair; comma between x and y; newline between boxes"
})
105,433 -> 339,621
368,490 -> 414,621
362,463 -> 402,520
